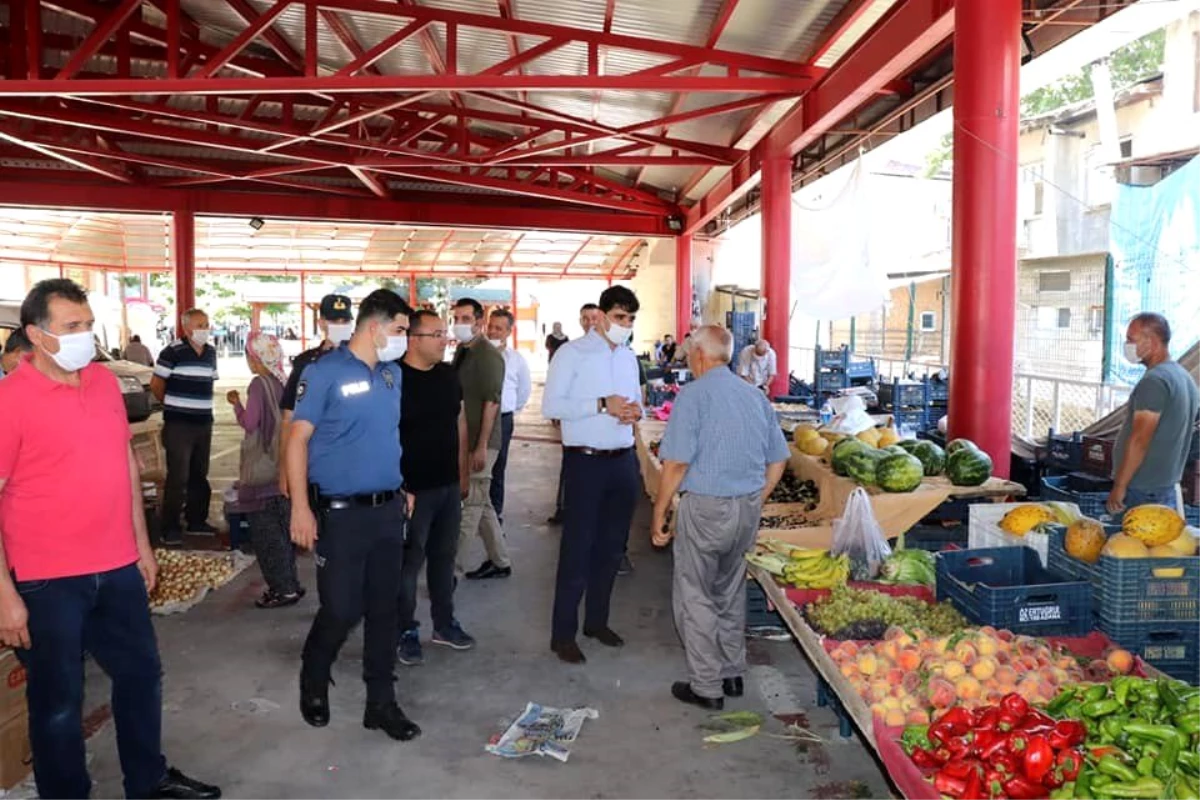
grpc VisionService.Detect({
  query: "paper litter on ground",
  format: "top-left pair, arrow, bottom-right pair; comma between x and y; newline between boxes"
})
485,702 -> 599,762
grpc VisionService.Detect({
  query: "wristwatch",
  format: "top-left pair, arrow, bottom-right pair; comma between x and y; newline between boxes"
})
599,397 -> 608,413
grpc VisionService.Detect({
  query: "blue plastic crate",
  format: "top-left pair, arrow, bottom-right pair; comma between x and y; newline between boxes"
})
935,546 -> 1093,636
1095,617 -> 1200,685
815,346 -> 850,370
1041,475 -> 1109,519
1187,505 -> 1199,527
846,358 -> 876,381
892,408 -> 930,433
878,379 -> 929,410
814,371 -> 849,392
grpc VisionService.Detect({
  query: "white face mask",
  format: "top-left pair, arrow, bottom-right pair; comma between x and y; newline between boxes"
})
489,338 -> 505,349
452,323 -> 475,342
327,323 -> 353,345
42,330 -> 95,372
1123,341 -> 1142,365
191,329 -> 211,347
377,334 -> 407,362
604,321 -> 632,346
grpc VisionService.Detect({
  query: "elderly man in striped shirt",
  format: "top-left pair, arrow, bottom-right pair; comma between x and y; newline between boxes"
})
652,325 -> 790,710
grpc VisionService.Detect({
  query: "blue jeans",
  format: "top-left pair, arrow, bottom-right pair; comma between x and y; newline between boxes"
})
14,562 -> 167,799
489,412 -> 515,521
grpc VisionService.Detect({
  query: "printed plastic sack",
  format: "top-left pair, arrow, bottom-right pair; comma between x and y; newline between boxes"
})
831,487 -> 892,580
485,702 -> 599,763
824,395 -> 874,436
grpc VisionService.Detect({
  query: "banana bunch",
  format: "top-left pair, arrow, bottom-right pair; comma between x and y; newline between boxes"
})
781,549 -> 850,589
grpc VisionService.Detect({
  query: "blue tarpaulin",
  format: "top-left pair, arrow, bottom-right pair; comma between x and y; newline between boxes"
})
1107,155 -> 1200,385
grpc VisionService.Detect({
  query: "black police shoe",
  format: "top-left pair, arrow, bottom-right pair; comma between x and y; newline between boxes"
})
723,677 -> 745,697
671,681 -> 724,710
299,675 -> 330,728
149,767 -> 221,799
363,702 -> 422,741
465,560 -> 512,580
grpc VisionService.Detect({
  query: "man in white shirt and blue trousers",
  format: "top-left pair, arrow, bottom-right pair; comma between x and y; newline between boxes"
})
541,286 -> 643,664
486,309 -> 532,525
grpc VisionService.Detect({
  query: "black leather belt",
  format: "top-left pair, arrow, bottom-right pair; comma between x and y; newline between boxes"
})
310,487 -> 400,510
563,446 -> 633,458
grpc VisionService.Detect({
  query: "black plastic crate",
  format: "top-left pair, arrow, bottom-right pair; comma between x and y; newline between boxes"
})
1045,429 -> 1084,472
1095,618 -> 1200,684
878,378 -> 929,410
1041,475 -> 1109,519
746,580 -> 784,629
1066,471 -> 1114,493
904,523 -> 967,553
1010,455 -> 1044,499
935,546 -> 1093,636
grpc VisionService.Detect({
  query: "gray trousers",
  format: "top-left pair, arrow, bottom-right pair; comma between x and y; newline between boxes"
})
673,491 -> 761,699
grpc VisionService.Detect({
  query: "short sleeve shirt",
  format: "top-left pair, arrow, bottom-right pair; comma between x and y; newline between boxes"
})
292,345 -> 404,495
400,361 -> 462,491
659,366 -> 790,497
456,337 -> 505,451
280,343 -> 334,411
154,339 -> 218,423
0,358 -> 139,580
1114,361 -> 1200,489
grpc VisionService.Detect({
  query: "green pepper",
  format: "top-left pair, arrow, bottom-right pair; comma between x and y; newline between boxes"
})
1175,776 -> 1200,800
1176,711 -> 1200,736
1049,688 -> 1079,715
1087,684 -> 1113,703
1094,775 -> 1115,789
1094,776 -> 1166,798
1064,701 -> 1084,720
1136,756 -> 1155,777
1075,769 -> 1094,800
1179,750 -> 1200,777
1155,733 -> 1181,781
1112,678 -> 1133,707
1086,699 -> 1123,718
1124,722 -> 1185,745
1052,784 -> 1076,800
1134,701 -> 1161,723
1187,694 -> 1200,713
1161,679 -> 1182,713
1138,683 -> 1161,703
1099,755 -> 1142,783
1101,717 -> 1125,741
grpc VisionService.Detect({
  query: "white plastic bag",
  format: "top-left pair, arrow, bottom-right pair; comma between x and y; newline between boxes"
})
831,487 -> 892,580
824,395 -> 875,436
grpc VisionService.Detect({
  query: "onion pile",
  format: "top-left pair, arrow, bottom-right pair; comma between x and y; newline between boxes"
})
149,549 -> 238,609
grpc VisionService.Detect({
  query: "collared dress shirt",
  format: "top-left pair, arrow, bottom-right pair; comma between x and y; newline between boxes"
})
542,329 -> 641,450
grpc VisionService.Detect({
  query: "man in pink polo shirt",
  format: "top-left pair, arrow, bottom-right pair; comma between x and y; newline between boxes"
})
0,280 -> 220,800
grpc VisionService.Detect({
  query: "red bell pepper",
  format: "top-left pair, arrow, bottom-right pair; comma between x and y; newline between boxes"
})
1055,749 -> 1083,782
934,772 -> 967,799
1019,709 -> 1056,732
911,747 -> 940,769
990,752 -> 1019,777
972,729 -> 998,758
962,766 -> 985,800
944,734 -> 974,760
975,706 -> 1001,731
940,760 -> 979,780
997,710 -> 1023,733
1009,732 -> 1029,754
1047,720 -> 1087,751
1000,692 -> 1029,719
978,730 -> 1010,762
1043,769 -> 1065,790
1002,775 -> 1044,799
1023,735 -> 1055,784
937,706 -> 975,732
932,746 -> 953,765
984,771 -> 1006,800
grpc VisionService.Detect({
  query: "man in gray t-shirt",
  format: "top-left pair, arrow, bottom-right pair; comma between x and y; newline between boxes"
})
1108,313 -> 1200,516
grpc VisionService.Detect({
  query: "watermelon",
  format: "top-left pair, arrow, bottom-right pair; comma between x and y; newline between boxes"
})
945,438 -> 979,456
876,453 -> 924,493
843,449 -> 882,486
831,438 -> 870,476
884,445 -> 910,456
946,447 -> 993,486
912,440 -> 947,476
895,440 -> 922,454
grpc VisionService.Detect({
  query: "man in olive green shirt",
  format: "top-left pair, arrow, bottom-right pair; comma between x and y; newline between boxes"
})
451,298 -> 511,578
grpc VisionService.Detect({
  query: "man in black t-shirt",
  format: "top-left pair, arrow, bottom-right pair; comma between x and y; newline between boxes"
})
395,311 -> 475,666
277,294 -> 354,495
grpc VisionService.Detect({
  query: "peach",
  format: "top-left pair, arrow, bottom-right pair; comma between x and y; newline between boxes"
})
900,694 -> 918,712
884,708 -> 907,728
884,626 -> 906,641
858,653 -> 879,677
1107,649 -> 1134,676
897,647 -> 922,673
840,662 -> 858,679
995,665 -> 1018,686
928,677 -> 957,710
902,671 -> 923,695
1016,677 -> 1040,700
997,629 -> 1014,643
994,650 -> 1011,666
971,658 -> 997,682
885,668 -> 905,687
906,709 -> 931,726
882,696 -> 902,711
840,641 -> 860,659
932,637 -> 951,655
879,640 -> 900,664
868,680 -> 891,702
978,625 -> 999,639
955,676 -> 982,701
895,631 -> 916,648
983,689 -> 1004,705
954,642 -> 979,667
942,661 -> 966,680
976,637 -> 998,658
870,702 -> 887,718
1055,655 -> 1075,670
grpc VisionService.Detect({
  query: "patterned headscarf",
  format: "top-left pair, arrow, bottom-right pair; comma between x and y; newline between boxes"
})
247,331 -> 286,383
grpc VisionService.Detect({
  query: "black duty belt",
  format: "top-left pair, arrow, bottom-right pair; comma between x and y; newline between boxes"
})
310,487 -> 400,510
563,446 -> 633,458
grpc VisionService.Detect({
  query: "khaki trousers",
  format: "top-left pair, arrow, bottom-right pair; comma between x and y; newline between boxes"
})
457,449 -> 511,570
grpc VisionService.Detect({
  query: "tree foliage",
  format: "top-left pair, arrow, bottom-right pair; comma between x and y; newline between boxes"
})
1021,28 -> 1166,118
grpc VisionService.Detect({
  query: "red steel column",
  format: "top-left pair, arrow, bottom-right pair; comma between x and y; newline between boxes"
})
675,234 -> 692,342
172,208 -> 195,336
761,155 -> 791,399
948,0 -> 1021,478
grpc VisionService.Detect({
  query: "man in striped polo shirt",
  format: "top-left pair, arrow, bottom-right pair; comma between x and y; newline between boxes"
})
151,308 -> 219,545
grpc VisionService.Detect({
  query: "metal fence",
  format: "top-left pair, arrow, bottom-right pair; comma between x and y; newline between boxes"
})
788,345 -> 1130,437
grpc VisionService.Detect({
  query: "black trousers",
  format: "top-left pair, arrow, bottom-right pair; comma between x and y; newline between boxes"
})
301,498 -> 406,705
489,412 -> 515,520
398,484 -> 461,633
161,419 -> 213,532
551,449 -> 639,642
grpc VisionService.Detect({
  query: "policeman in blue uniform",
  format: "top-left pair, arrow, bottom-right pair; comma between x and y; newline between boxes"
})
285,289 -> 420,741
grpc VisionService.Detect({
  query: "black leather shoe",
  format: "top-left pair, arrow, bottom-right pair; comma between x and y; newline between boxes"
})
583,627 -> 624,647
299,676 -> 330,728
672,681 -> 724,710
150,767 -> 221,799
363,702 -> 422,741
551,639 -> 586,664
723,677 -> 744,697
547,512 -> 563,525
465,561 -> 512,580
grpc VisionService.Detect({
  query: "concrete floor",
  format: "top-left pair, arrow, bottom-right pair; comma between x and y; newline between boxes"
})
75,374 -> 894,799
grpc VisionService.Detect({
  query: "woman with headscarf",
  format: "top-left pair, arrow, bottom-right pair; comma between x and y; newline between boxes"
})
227,331 -> 304,608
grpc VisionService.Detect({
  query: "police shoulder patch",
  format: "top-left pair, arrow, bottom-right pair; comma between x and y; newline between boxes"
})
296,380 -> 307,399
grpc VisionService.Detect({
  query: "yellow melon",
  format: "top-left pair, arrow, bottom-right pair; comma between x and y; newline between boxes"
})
1065,518 -> 1107,564
877,428 -> 900,448
792,424 -> 819,446
1162,531 -> 1198,557
1122,504 -> 1186,547
856,427 -> 882,447
798,436 -> 828,456
1102,533 -> 1150,559
1000,504 -> 1058,536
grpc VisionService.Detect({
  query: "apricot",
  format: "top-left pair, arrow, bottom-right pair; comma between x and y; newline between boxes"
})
840,662 -> 858,679
971,658 -> 997,682
955,676 -> 982,701
884,707 -> 907,728
870,702 -> 887,718
1107,648 -> 1134,676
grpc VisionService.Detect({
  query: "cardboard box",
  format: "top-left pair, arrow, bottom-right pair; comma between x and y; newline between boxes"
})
0,649 -> 26,726
0,711 -> 31,790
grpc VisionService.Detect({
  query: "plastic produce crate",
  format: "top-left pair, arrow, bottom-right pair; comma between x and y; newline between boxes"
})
1044,430 -> 1084,473
815,346 -> 850,371
745,580 -> 785,630
1095,618 -> 1200,684
877,379 -> 929,410
845,358 -> 877,381
892,409 -> 930,433
1041,475 -> 1109,519
1187,505 -> 1199,527
935,546 -> 1093,636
